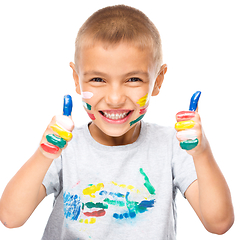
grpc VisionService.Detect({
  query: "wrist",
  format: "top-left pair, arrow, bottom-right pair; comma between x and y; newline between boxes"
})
37,147 -> 56,162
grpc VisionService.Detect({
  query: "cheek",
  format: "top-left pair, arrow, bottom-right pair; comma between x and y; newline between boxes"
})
136,93 -> 149,107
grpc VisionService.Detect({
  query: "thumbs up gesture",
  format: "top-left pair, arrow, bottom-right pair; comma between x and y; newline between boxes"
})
40,95 -> 74,159
175,91 -> 208,156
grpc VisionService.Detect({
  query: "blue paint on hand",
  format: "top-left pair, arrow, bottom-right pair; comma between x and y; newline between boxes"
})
63,95 -> 73,116
189,91 -> 201,111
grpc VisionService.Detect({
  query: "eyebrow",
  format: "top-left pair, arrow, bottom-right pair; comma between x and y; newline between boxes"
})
83,70 -> 149,78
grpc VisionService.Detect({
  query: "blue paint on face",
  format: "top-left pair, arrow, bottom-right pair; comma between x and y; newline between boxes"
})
63,192 -> 81,221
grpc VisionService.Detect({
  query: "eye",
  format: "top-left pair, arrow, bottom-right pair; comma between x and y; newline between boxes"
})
127,77 -> 142,82
90,78 -> 105,83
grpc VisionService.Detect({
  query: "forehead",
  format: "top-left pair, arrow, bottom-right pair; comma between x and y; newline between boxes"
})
77,42 -> 156,77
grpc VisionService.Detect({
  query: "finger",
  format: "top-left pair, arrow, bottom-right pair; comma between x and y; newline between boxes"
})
180,139 -> 199,150
41,142 -> 60,154
176,129 -> 198,141
175,120 -> 195,131
50,124 -> 73,141
55,115 -> 74,132
176,111 -> 195,122
63,95 -> 73,116
189,91 -> 201,111
46,134 -> 67,148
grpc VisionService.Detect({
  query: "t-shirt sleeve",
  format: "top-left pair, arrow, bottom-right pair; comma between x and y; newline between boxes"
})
171,131 -> 197,198
42,156 -> 63,198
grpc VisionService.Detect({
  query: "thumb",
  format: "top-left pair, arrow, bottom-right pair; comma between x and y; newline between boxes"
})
189,91 -> 201,112
63,95 -> 73,117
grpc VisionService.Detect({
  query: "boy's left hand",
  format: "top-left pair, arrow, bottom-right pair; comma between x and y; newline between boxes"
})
175,91 -> 209,157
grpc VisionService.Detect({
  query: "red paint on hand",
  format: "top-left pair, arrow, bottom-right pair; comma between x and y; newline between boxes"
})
176,111 -> 195,121
41,142 -> 60,154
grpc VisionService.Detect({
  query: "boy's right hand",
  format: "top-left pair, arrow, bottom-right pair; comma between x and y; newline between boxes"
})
39,95 -> 74,159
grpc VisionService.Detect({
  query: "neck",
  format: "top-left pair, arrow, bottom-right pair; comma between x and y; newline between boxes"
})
88,122 -> 141,146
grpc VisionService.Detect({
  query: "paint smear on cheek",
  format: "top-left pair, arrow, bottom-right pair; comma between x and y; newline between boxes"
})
82,101 -> 92,110
82,91 -> 94,99
87,112 -> 96,120
137,93 -> 148,107
139,106 -> 148,115
130,114 -> 145,126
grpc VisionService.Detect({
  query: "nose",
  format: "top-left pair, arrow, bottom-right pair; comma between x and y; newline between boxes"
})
105,84 -> 126,108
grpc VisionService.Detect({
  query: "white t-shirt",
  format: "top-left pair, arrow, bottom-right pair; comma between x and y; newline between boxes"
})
42,121 -> 197,240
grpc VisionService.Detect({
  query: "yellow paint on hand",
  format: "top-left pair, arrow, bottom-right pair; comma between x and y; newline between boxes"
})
50,124 -> 73,141
137,93 -> 148,107
175,120 -> 195,131
83,183 -> 104,198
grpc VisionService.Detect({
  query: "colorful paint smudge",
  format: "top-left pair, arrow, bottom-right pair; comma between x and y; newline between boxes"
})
82,91 -> 94,99
129,114 -> 145,126
63,168 -> 156,225
137,94 -> 148,107
63,192 -> 81,221
82,101 -> 92,110
87,112 -> 96,120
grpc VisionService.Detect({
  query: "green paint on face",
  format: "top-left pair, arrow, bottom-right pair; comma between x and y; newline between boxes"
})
46,134 -> 66,148
82,101 -> 92,110
139,168 -> 156,195
130,114 -> 145,126
180,138 -> 199,150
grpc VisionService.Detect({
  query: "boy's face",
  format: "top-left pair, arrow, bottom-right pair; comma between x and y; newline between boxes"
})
72,42 -> 166,144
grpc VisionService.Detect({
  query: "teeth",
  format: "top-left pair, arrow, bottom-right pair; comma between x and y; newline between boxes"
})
103,112 -> 129,120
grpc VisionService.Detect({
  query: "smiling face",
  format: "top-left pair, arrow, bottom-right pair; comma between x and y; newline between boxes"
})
72,42 -> 166,145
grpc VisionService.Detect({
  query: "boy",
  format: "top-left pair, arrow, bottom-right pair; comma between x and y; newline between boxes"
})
0,5 -> 234,240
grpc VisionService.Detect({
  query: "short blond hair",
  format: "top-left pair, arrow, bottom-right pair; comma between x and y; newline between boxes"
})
74,5 -> 162,74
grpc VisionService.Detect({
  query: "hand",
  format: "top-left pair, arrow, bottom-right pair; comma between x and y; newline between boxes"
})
39,95 -> 74,159
175,91 -> 209,156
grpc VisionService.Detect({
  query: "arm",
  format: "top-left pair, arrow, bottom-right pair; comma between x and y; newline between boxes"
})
0,149 -> 52,228
175,92 -> 234,234
0,95 -> 74,228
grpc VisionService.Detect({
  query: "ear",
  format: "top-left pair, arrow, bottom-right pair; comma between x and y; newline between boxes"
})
152,64 -> 167,96
69,62 -> 81,95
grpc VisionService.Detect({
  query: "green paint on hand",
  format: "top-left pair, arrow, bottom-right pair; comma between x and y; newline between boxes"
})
46,134 -> 66,148
139,168 -> 156,195
180,138 -> 199,150
130,114 -> 145,126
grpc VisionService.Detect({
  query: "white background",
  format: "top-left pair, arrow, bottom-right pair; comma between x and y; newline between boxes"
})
0,0 -> 239,239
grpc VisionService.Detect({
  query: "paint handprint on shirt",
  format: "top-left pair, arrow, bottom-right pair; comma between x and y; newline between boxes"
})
63,168 -> 156,225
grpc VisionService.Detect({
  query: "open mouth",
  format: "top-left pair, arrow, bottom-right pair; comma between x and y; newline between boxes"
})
99,110 -> 133,123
